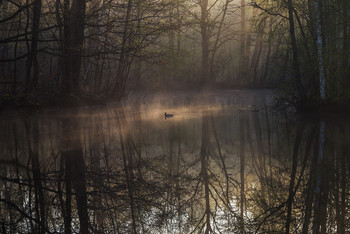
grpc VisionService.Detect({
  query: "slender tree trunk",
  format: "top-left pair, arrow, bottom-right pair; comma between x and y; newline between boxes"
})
175,3 -> 181,80
287,0 -> 305,99
251,31 -> 263,84
25,0 -> 42,91
200,0 -> 209,83
62,0 -> 70,93
63,0 -> 86,95
209,0 -> 229,80
0,0 -> 8,80
54,0 -> 63,88
313,0 -> 325,100
31,0 -> 41,88
342,0 -> 349,93
262,19 -> 272,84
293,8 -> 311,61
112,0 -> 132,98
13,10 -> 22,95
239,0 -> 246,81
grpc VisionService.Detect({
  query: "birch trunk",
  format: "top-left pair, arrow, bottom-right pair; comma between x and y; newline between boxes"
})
314,0 -> 325,100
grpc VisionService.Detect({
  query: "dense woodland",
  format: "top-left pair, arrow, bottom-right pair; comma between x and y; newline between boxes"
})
0,0 -> 349,107
1,0 -> 350,232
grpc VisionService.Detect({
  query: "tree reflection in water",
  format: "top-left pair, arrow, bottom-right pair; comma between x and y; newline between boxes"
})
1,91 -> 350,233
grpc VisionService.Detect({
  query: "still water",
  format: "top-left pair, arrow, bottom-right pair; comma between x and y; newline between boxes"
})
0,90 -> 349,233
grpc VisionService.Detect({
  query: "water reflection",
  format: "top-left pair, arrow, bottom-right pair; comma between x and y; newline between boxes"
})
1,91 -> 350,233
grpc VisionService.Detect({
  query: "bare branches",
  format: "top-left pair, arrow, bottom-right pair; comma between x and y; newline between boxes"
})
250,1 -> 288,20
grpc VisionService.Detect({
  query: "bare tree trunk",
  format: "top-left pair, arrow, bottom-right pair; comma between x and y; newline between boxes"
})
287,0 -> 305,99
62,0 -> 70,92
112,0 -> 132,99
63,0 -> 86,95
175,3 -> 181,80
239,0 -> 246,81
54,0 -> 64,88
25,0 -> 42,91
342,0 -> 349,93
261,36 -> 271,84
313,0 -> 325,100
0,0 -> 8,83
209,0 -> 229,80
13,10 -> 22,95
200,0 -> 209,83
251,30 -> 263,84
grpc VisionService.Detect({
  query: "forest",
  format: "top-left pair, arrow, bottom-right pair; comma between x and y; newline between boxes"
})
1,0 -> 350,233
0,0 -> 349,108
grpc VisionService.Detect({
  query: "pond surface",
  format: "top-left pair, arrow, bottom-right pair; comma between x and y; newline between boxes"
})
1,90 -> 349,233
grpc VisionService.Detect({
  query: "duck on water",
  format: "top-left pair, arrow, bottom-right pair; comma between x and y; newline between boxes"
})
165,112 -> 174,119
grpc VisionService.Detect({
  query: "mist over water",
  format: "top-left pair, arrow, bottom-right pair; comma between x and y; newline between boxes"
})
1,90 -> 350,233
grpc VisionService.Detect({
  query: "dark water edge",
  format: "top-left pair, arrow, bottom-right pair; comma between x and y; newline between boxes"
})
0,92 -> 108,112
0,88 -> 275,112
1,90 -> 350,233
296,99 -> 350,114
